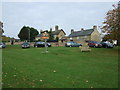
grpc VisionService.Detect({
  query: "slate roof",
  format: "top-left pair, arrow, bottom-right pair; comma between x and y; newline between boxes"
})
36,29 -> 66,37
68,29 -> 94,37
52,29 -> 66,35
36,34 -> 43,37
52,30 -> 62,35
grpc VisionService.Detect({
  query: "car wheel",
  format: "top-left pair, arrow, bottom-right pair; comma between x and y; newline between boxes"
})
94,46 -> 96,48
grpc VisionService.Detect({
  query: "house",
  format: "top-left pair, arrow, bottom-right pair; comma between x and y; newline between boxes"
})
51,25 -> 66,40
35,25 -> 66,41
68,26 -> 101,43
35,30 -> 49,41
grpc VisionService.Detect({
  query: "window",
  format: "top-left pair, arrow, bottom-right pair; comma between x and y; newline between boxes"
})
70,38 -> 73,40
77,37 -> 79,39
84,36 -> 87,38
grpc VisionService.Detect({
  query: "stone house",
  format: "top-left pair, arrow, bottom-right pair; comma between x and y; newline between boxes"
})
35,25 -> 66,41
35,31 -> 49,41
51,25 -> 66,40
68,26 -> 101,43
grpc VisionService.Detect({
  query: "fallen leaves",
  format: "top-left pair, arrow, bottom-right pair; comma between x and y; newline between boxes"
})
86,80 -> 88,83
40,80 -> 43,82
4,75 -> 6,77
32,80 -> 35,82
13,75 -> 16,77
91,86 -> 93,88
53,70 -> 56,73
32,85 -> 35,88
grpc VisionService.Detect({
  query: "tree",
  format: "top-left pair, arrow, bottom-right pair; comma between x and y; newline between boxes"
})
48,29 -> 54,40
18,26 -> 29,41
102,2 -> 120,44
29,27 -> 39,41
2,35 -> 11,42
101,2 -> 120,45
18,26 -> 39,41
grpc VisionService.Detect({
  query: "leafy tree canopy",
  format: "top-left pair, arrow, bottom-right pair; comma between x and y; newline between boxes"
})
18,26 -> 39,41
101,2 -> 120,45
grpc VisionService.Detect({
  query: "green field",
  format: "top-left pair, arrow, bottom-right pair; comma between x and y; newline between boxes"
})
2,45 -> 118,88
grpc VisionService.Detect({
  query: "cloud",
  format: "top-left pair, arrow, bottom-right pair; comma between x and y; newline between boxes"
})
2,2 -> 116,38
2,0 -> 119,2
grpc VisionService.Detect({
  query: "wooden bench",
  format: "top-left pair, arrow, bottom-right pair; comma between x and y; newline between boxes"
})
79,42 -> 91,52
80,46 -> 91,52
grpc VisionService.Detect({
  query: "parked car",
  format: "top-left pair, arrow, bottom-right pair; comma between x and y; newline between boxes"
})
0,42 -> 6,48
21,42 -> 30,48
100,41 -> 114,48
65,41 -> 82,47
34,41 -> 51,47
88,41 -> 102,48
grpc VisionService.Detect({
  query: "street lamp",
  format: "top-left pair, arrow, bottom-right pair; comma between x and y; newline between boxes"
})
28,28 -> 30,43
41,31 -> 49,53
44,32 -> 48,52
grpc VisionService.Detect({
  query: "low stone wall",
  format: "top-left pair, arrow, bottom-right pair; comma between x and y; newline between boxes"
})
5,42 -> 66,47
5,42 -> 24,45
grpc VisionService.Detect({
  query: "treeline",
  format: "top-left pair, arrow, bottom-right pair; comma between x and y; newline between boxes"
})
18,26 -> 39,42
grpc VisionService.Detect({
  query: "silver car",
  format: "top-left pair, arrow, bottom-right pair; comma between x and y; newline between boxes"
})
0,42 -> 6,48
65,41 -> 82,47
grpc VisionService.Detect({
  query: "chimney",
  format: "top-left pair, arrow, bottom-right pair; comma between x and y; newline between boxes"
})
71,29 -> 74,33
55,25 -> 59,31
40,29 -> 43,33
81,28 -> 84,31
93,25 -> 97,30
50,27 -> 52,32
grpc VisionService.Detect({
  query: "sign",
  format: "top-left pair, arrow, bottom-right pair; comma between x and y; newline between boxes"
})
41,31 -> 49,53
41,36 -> 49,39
41,31 -> 49,39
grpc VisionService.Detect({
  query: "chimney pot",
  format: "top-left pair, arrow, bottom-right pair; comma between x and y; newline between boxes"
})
55,25 -> 59,31
93,25 -> 97,29
71,29 -> 74,33
81,28 -> 84,31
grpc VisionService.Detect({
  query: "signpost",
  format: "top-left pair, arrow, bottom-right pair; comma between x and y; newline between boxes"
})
41,32 -> 49,53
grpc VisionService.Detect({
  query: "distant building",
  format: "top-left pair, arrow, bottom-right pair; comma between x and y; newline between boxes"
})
51,25 -> 66,40
35,30 -> 49,41
35,25 -> 66,41
68,26 -> 101,43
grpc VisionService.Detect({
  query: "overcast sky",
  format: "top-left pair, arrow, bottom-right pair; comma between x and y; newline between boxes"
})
2,1 -> 118,38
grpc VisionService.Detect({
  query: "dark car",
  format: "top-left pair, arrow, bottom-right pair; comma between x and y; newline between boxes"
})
0,42 -> 6,48
34,42 -> 51,47
65,41 -> 82,47
21,42 -> 30,48
88,41 -> 102,48
100,42 -> 114,48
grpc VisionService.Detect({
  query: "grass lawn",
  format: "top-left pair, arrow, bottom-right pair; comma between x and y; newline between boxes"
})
2,45 -> 118,88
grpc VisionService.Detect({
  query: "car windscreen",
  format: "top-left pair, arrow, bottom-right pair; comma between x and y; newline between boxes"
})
94,41 -> 100,44
106,42 -> 113,45
36,42 -> 44,44
0,42 -> 2,45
